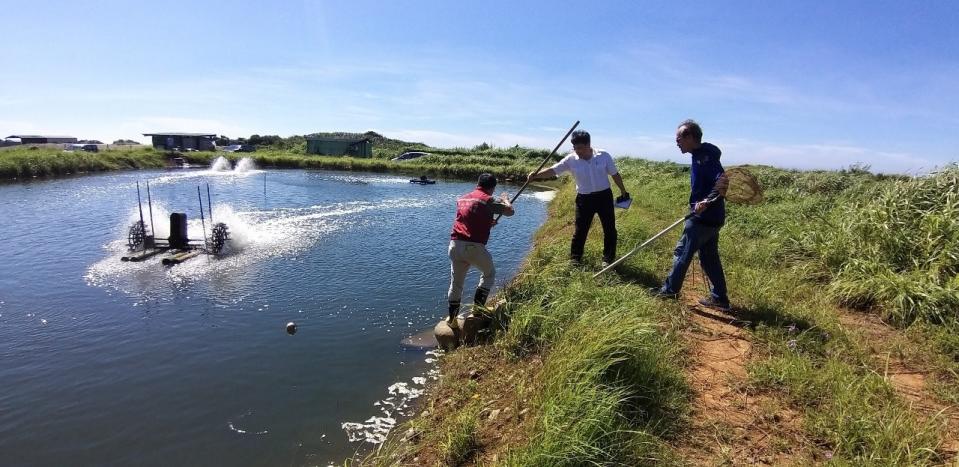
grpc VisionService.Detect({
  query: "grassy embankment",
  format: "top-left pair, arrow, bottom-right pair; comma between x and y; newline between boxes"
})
0,146 -> 169,179
0,136 -> 552,182
366,160 -> 959,465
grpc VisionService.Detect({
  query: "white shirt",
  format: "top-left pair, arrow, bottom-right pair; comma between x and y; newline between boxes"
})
550,149 -> 619,194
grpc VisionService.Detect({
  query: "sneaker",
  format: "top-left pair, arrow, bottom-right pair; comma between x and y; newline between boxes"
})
698,297 -> 731,312
648,287 -> 678,300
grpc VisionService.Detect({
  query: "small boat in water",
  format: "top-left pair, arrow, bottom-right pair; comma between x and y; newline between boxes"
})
410,176 -> 436,185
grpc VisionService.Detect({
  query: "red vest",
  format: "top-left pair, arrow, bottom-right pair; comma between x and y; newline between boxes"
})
450,188 -> 494,244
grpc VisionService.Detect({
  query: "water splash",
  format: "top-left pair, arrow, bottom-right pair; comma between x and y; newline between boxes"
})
528,190 -> 557,202
234,157 -> 257,172
85,198 -> 428,297
210,156 -> 232,172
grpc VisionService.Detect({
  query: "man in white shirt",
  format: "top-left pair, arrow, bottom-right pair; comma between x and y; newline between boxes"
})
527,130 -> 629,266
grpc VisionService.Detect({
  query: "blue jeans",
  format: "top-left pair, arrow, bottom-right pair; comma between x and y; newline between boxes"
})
663,219 -> 728,301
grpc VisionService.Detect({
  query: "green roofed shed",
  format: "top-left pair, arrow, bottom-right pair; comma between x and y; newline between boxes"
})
305,134 -> 373,157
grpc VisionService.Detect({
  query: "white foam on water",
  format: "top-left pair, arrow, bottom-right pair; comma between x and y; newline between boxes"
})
226,410 -> 269,435
341,350 -> 443,444
527,190 -> 557,202
85,198 -> 427,296
147,157 -> 263,185
234,157 -> 257,172
210,156 -> 232,172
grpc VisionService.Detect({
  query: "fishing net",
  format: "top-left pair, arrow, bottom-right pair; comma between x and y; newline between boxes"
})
720,167 -> 764,205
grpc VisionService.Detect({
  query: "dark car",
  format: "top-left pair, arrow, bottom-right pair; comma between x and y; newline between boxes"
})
222,144 -> 256,153
391,151 -> 430,161
66,143 -> 99,152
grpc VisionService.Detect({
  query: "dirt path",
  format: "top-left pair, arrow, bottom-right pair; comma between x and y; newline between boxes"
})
673,271 -> 812,465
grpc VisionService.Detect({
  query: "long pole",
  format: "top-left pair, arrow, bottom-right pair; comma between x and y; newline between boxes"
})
136,180 -> 145,228
197,186 -> 209,253
494,120 -> 579,223
146,181 -> 156,240
206,183 -> 213,224
593,187 -> 730,278
593,214 -> 691,278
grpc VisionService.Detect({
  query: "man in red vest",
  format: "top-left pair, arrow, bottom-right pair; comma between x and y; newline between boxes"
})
448,173 -> 515,325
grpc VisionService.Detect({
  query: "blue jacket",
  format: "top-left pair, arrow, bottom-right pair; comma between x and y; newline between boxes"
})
689,142 -> 725,226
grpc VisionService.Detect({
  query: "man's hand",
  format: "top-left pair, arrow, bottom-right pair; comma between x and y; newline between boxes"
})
615,192 -> 631,203
715,174 -> 730,197
693,200 -> 709,214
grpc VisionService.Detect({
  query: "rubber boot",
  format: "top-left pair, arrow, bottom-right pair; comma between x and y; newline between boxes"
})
472,288 -> 490,314
448,301 -> 461,325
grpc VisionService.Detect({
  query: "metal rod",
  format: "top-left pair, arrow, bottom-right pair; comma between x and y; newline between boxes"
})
197,186 -> 209,253
494,120 -> 579,223
593,214 -> 691,278
136,180 -> 145,227
146,181 -> 156,240
206,183 -> 213,224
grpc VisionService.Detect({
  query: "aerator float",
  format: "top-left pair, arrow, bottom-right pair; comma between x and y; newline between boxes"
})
122,181 -> 231,266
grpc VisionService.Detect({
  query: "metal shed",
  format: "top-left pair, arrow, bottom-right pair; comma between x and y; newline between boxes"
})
6,135 -> 77,144
305,135 -> 373,157
143,133 -> 217,151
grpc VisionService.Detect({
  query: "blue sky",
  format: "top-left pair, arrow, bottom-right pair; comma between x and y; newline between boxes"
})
2,1 -> 956,173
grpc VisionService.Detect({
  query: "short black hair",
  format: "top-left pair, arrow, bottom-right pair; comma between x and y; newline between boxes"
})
477,173 -> 497,189
570,130 -> 591,146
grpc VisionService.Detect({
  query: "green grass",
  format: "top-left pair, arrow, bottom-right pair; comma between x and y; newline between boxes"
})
181,149 -> 546,181
1,138 -> 558,183
0,146 -> 168,179
439,404 -> 482,466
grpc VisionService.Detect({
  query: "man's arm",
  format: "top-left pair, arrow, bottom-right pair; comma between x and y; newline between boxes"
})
611,172 -> 628,197
489,193 -> 514,218
694,171 -> 728,214
527,167 -> 557,181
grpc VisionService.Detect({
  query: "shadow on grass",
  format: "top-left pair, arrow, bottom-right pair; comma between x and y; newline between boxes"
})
608,264 -> 662,290
692,303 -> 816,335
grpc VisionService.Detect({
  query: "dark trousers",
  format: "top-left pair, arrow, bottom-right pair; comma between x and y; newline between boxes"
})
572,188 -> 617,262
663,219 -> 728,301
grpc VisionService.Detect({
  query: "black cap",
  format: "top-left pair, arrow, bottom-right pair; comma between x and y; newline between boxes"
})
477,173 -> 497,189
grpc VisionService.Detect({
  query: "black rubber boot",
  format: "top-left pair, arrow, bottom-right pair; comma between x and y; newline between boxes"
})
473,287 -> 490,308
448,301 -> 460,324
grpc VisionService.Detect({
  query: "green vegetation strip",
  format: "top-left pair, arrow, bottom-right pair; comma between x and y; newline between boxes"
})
0,147 -> 167,179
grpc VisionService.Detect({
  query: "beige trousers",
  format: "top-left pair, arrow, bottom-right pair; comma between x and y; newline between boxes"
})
447,240 -> 495,303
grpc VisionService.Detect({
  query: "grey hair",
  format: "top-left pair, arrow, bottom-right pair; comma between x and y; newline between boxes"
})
677,119 -> 703,142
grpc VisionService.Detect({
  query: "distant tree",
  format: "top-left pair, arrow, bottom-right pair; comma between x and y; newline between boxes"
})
215,135 -> 231,146
474,142 -> 491,151
78,139 -> 104,144
112,139 -> 141,145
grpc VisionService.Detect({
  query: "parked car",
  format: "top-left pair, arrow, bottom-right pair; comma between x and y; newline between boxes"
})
391,151 -> 430,161
222,144 -> 256,153
64,143 -> 99,152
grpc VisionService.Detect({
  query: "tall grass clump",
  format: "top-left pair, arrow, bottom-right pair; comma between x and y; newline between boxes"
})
438,404 -> 481,466
500,274 -> 687,466
795,165 -> 959,324
751,356 -> 943,464
0,146 -> 166,179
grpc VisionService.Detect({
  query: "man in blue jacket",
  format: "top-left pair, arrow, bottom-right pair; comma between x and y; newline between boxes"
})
651,119 -> 730,311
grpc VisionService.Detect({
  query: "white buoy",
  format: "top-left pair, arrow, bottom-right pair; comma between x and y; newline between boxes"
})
286,322 -> 297,335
